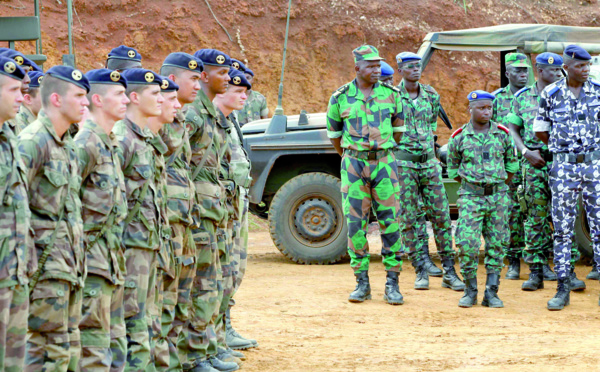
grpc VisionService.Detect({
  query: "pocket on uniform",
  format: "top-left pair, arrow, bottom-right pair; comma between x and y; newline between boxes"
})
80,284 -> 109,330
122,280 -> 139,319
28,280 -> 69,334
193,231 -> 212,265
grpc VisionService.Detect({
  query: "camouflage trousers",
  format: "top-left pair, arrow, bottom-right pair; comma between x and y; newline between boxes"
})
456,190 -> 510,279
396,164 -> 454,266
0,283 -> 28,372
27,279 -> 83,372
341,153 -> 402,273
216,221 -> 235,350
109,284 -> 126,372
505,166 -> 526,260
150,267 -> 167,371
177,218 -> 222,370
549,159 -> 600,279
230,187 -> 249,308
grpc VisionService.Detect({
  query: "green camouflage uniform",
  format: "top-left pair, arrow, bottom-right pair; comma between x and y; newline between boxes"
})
447,121 -> 518,279
326,79 -> 404,273
395,81 -> 454,267
0,122 -> 32,372
74,119 -> 129,372
178,89 -> 229,369
7,105 -> 36,136
235,90 -> 268,126
19,111 -> 85,371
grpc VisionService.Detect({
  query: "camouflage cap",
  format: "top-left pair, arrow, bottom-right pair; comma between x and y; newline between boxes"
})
353,45 -> 383,63
505,52 -> 530,67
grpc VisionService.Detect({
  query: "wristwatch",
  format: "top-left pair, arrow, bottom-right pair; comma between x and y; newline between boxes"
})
521,148 -> 529,156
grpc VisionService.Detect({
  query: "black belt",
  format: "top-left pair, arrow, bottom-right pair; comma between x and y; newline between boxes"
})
344,149 -> 390,161
554,150 -> 600,164
393,150 -> 435,163
461,181 -> 504,196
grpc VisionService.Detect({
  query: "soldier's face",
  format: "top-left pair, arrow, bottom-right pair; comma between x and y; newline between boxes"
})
203,66 -> 231,95
506,66 -> 528,88
101,85 -> 130,122
564,60 -> 591,84
218,86 -> 247,111
245,73 -> 254,85
174,70 -> 201,104
60,84 -> 89,124
537,65 -> 563,85
157,91 -> 181,125
21,73 -> 31,95
355,61 -> 381,84
470,100 -> 492,125
0,76 -> 23,122
24,90 -> 42,116
136,85 -> 164,117
399,62 -> 421,82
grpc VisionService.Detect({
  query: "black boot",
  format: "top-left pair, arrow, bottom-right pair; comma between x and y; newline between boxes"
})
569,266 -> 586,291
414,264 -> 429,290
543,264 -> 557,281
442,259 -> 465,291
458,277 -> 477,308
547,277 -> 570,310
383,271 -> 404,305
348,271 -> 371,303
522,264 -> 544,291
482,273 -> 504,308
586,261 -> 599,280
422,246 -> 443,277
505,257 -> 520,280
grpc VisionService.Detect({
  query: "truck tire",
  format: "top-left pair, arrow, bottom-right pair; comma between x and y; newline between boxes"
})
575,206 -> 593,257
268,172 -> 347,264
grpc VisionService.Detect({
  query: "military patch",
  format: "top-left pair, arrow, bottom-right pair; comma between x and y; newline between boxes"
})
497,124 -> 510,134
232,76 -> 241,85
514,86 -> 530,98
332,84 -> 350,98
161,79 -> 169,90
451,127 -> 463,138
144,72 -> 154,82
216,55 -> 226,64
381,82 -> 400,93
188,60 -> 198,70
15,56 -> 24,65
3,61 -> 16,73
38,75 -> 43,84
110,71 -> 121,82
471,92 -> 477,99
72,70 -> 83,81
128,50 -> 136,58
548,56 -> 554,64
232,61 -> 240,70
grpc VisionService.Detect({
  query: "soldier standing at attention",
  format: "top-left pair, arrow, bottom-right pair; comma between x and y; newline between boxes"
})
0,51 -> 35,135
12,71 -> 43,133
326,45 -> 404,305
19,66 -> 89,371
492,53 -> 530,280
236,68 -> 268,126
534,45 -> 600,310
448,90 -> 518,308
394,52 -> 464,292
0,56 -> 31,372
105,46 -> 143,72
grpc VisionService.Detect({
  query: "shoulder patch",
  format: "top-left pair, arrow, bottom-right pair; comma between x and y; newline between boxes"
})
491,88 -> 503,97
514,86 -> 531,98
422,84 -> 438,96
590,78 -> 600,87
332,84 -> 350,98
381,82 -> 401,93
547,84 -> 560,97
451,127 -> 463,138
497,124 -> 510,134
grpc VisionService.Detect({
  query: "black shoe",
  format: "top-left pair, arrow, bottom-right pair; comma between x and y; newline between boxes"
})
348,271 -> 371,303
543,264 -> 557,281
569,266 -> 586,291
458,277 -> 478,308
522,265 -> 544,291
422,254 -> 443,277
482,273 -> 504,308
414,265 -> 430,290
209,356 -> 239,372
505,257 -> 520,280
441,259 -> 465,291
383,271 -> 404,305
547,277 -> 570,311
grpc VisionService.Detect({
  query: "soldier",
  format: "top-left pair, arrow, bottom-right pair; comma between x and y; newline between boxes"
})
112,68 -> 164,370
394,52 -> 463,291
0,56 -> 31,372
73,69 -> 130,371
492,53 -> 530,280
106,45 -> 143,72
0,51 -> 36,135
379,61 -> 394,85
236,68 -> 268,126
327,45 -> 404,305
448,90 -> 518,308
19,65 -> 89,371
158,52 -> 204,371
533,45 -> 600,310
507,53 -> 564,291
12,71 -> 43,132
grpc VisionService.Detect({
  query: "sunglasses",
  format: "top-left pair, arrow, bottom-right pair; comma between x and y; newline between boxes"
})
403,63 -> 421,69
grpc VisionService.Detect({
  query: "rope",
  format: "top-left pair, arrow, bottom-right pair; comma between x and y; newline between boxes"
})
203,0 -> 233,42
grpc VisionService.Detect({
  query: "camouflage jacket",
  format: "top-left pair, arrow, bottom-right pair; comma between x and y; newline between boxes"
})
159,109 -> 195,227
0,123 -> 33,287
18,110 -> 85,286
326,79 -> 405,152
533,78 -> 600,154
506,82 -> 547,152
74,119 -> 128,285
149,131 -> 171,273
236,90 -> 268,126
185,89 -> 230,225
492,85 -> 518,127
447,121 -> 519,195
395,80 -> 440,169
113,118 -> 160,251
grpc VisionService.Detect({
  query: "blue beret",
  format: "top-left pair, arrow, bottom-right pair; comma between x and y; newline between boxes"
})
231,59 -> 247,72
380,61 -> 394,77
157,75 -> 179,92
468,90 -> 494,102
536,52 -> 563,66
194,49 -> 231,67
245,68 -> 254,77
0,49 -> 41,71
162,52 -> 204,73
121,68 -> 161,86
564,45 -> 591,61
85,69 -> 127,89
107,45 -> 142,62
0,56 -> 26,81
46,65 -> 90,93
396,52 -> 421,66
28,71 -> 44,88
228,69 -> 251,90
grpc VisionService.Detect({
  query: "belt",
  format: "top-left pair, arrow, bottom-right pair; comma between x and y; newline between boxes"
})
344,148 -> 390,161
393,150 -> 435,163
554,150 -> 600,164
461,181 -> 504,196
528,148 -> 553,162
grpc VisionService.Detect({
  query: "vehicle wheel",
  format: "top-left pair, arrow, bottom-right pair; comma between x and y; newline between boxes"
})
575,202 -> 593,257
268,172 -> 347,264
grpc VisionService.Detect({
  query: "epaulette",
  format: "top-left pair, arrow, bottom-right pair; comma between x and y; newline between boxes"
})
491,87 -> 503,97
547,84 -> 560,97
451,127 -> 463,138
332,84 -> 350,98
422,84 -> 438,96
514,86 -> 531,98
497,124 -> 510,134
381,82 -> 401,93
590,78 -> 600,87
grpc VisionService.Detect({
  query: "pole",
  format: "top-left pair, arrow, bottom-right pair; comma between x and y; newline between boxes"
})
34,0 -> 42,54
274,0 -> 292,116
67,0 -> 73,55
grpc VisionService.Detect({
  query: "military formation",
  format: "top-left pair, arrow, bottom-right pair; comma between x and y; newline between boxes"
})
327,44 -> 600,311
0,45 -> 261,372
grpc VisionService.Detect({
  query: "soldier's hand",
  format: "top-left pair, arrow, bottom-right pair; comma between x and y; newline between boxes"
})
524,149 -> 546,169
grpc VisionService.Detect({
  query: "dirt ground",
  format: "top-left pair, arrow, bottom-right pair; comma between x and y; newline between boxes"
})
234,220 -> 600,372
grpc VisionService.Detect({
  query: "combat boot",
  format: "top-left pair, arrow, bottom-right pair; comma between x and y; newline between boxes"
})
505,257 -> 520,280
458,277 -> 477,308
441,259 -> 465,291
482,273 -> 504,308
191,360 -> 220,372
543,264 -> 557,281
422,246 -> 443,277
414,264 -> 430,290
216,348 -> 243,366
227,348 -> 246,361
569,266 -> 586,291
226,308 -> 258,350
547,277 -> 570,311
383,271 -> 404,305
522,264 -> 544,291
586,261 -> 599,280
348,271 -> 372,303
208,356 -> 239,372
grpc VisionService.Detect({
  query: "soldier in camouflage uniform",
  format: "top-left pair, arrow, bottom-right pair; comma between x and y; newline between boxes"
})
0,51 -> 34,136
533,45 -> 600,310
12,71 -> 43,133
19,66 -> 89,371
327,45 -> 404,305
112,68 -> 164,370
235,68 -> 268,126
448,90 -> 518,308
106,46 -> 143,72
0,57 -> 31,372
507,53 -> 564,292
73,69 -> 130,371
491,53 -> 530,280
394,52 -> 463,292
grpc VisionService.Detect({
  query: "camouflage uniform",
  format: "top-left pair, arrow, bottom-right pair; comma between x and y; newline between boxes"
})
19,111 -> 85,371
447,121 -> 518,279
533,77 -> 600,280
326,79 -> 404,273
235,90 -> 268,126
0,122 -> 32,372
74,119 -> 129,372
7,105 -> 36,135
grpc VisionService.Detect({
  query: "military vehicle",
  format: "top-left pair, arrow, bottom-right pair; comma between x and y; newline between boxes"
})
243,24 -> 599,264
